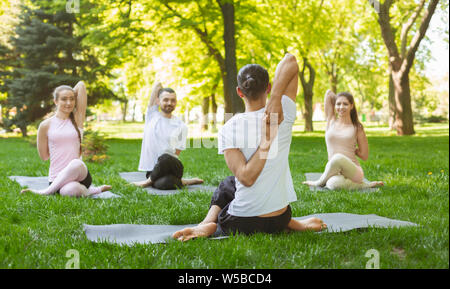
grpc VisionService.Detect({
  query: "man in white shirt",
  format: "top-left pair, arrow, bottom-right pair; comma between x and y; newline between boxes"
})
133,83 -> 203,190
173,54 -> 327,241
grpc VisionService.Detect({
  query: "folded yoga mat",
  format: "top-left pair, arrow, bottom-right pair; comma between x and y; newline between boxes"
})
84,213 -> 417,245
8,176 -> 121,199
119,172 -> 216,195
304,173 -> 379,193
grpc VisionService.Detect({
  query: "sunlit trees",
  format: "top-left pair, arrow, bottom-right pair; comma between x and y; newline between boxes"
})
0,0 -> 107,136
368,0 -> 441,135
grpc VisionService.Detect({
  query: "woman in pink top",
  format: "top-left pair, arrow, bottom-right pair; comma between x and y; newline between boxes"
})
303,90 -> 383,190
21,82 -> 111,197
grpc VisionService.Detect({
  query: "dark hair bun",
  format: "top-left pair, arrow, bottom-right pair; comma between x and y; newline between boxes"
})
237,64 -> 269,100
243,75 -> 256,90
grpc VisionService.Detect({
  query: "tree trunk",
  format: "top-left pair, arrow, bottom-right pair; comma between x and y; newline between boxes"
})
131,100 -> 137,122
201,96 -> 210,131
303,94 -> 313,131
371,0 -> 439,135
211,93 -> 218,130
218,0 -> 244,116
388,72 -> 396,130
20,124 -> 27,137
122,99 -> 128,122
299,57 -> 315,132
392,72 -> 415,135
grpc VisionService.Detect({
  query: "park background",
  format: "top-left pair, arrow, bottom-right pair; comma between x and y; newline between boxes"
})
0,0 -> 449,269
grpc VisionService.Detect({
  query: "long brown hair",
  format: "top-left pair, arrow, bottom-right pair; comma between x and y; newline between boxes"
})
336,92 -> 363,130
53,85 -> 82,156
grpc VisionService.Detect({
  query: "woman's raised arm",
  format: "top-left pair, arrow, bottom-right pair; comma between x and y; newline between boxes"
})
73,81 -> 87,127
324,89 -> 336,129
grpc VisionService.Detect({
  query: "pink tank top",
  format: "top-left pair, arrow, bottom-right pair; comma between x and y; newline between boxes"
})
325,121 -> 360,167
47,116 -> 82,182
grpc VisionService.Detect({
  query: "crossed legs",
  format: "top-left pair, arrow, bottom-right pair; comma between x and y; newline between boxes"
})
303,153 -> 383,190
20,159 -> 111,197
172,177 -> 327,242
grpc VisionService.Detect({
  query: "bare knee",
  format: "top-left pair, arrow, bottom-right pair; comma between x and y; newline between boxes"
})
326,175 -> 346,190
68,159 -> 86,170
60,182 -> 88,197
330,153 -> 347,163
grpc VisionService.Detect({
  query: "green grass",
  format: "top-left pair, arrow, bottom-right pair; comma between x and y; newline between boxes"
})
0,122 -> 448,268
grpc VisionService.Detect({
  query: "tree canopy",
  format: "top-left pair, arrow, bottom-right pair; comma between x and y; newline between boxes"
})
0,0 -> 447,136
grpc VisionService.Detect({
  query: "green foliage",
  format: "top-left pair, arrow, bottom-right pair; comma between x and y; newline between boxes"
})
0,0 -> 111,136
81,129 -> 109,163
0,0 -> 447,125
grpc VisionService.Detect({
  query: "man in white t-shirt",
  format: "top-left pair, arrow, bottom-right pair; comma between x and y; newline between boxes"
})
173,54 -> 327,241
133,83 -> 203,190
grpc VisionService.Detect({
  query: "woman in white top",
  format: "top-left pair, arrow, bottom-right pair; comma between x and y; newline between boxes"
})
172,54 -> 326,241
302,90 -> 384,190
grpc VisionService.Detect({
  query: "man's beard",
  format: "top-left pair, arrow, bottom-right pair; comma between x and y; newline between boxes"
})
160,106 -> 174,114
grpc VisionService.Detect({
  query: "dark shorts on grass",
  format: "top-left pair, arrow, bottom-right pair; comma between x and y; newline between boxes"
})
211,176 -> 292,236
49,170 -> 92,194
146,153 -> 184,190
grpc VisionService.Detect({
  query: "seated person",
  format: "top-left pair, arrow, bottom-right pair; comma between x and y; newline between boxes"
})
133,82 -> 203,190
172,54 -> 327,241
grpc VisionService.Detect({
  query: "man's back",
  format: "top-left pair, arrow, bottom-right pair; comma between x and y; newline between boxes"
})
218,95 -> 297,217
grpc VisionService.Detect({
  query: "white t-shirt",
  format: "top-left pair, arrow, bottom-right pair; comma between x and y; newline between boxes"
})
138,105 -> 188,171
218,95 -> 297,217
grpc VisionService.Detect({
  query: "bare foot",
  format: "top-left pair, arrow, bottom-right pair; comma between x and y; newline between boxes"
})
369,181 -> 384,188
302,181 -> 320,187
131,180 -> 152,188
100,185 -> 112,192
182,178 -> 204,186
172,222 -> 217,242
288,217 -> 327,232
20,188 -> 42,195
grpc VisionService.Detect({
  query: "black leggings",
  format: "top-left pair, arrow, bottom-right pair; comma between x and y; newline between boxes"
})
49,171 -> 92,194
211,176 -> 292,236
146,153 -> 184,190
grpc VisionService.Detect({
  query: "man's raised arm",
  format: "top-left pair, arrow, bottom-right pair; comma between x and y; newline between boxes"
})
148,82 -> 163,109
265,54 -> 299,124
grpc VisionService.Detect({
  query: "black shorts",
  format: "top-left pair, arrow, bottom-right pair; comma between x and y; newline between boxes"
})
146,153 -> 184,190
49,171 -> 92,194
211,176 -> 292,236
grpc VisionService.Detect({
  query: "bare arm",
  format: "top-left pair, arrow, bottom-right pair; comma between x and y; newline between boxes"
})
355,125 -> 369,161
265,53 -> 299,124
324,89 -> 336,129
223,115 -> 278,187
148,82 -> 162,109
36,120 -> 50,161
73,81 -> 87,127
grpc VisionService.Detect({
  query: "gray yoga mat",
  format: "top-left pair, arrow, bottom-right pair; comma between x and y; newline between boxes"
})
9,176 -> 121,199
84,213 -> 417,245
305,173 -> 379,193
119,172 -> 216,195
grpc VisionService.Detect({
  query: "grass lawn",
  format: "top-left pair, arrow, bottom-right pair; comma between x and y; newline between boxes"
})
0,122 -> 448,269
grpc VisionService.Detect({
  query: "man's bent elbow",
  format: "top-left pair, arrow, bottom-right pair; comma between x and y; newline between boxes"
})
237,175 -> 256,187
